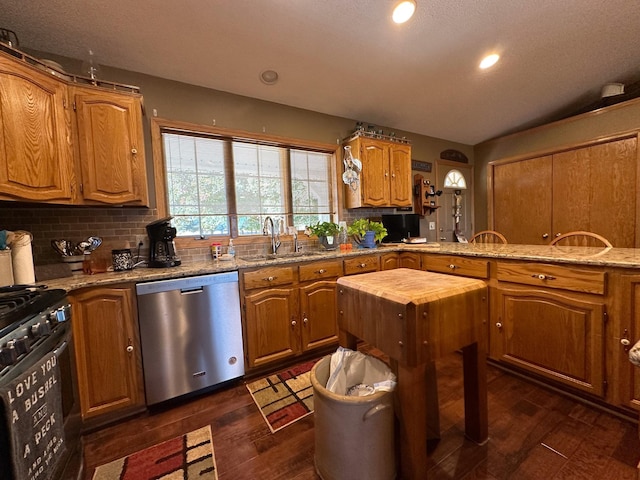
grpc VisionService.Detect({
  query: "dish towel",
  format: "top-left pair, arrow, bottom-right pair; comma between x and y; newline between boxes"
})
0,352 -> 66,480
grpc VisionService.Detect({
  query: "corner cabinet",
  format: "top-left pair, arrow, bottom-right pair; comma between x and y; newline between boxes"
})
69,284 -> 145,422
343,135 -> 412,208
0,49 -> 149,206
73,87 -> 148,205
0,53 -> 74,201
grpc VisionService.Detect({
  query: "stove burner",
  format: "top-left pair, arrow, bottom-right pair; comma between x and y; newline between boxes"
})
0,287 -> 66,336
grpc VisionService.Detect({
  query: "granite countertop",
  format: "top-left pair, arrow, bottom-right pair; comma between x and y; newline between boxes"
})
40,243 -> 640,292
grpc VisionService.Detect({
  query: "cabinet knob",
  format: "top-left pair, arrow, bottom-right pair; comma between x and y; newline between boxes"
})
448,264 -> 457,269
496,322 -> 503,329
384,171 -> 389,177
555,232 -> 562,238
533,274 -> 556,281
263,276 -> 277,282
317,268 -> 326,274
303,316 -> 308,324
391,173 -> 396,178
542,233 -> 549,239
126,345 -> 134,353
359,263 -> 366,268
621,338 -> 631,346
291,320 -> 297,327
131,147 -> 138,154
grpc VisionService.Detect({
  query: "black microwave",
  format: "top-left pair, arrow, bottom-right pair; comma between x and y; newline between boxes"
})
381,214 -> 420,243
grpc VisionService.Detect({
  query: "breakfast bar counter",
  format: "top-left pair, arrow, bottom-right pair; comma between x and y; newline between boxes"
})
337,268 -> 489,480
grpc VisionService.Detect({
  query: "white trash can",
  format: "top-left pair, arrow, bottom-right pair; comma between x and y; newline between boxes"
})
311,355 -> 396,480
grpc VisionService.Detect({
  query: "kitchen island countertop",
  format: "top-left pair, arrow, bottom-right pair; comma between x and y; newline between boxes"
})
39,242 -> 640,292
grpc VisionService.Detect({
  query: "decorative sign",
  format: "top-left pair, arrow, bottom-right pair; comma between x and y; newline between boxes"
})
411,160 -> 432,172
440,149 -> 469,163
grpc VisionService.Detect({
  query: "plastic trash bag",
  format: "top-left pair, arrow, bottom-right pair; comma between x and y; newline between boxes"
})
326,347 -> 397,396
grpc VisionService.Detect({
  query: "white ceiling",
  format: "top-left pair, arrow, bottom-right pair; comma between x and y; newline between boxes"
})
2,0 -> 640,145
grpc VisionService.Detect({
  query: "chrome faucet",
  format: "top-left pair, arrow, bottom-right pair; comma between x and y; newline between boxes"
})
293,230 -> 301,253
263,216 -> 281,254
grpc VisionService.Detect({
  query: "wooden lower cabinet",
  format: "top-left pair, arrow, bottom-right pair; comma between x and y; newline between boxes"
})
242,259 -> 341,370
614,274 -> 640,411
491,286 -> 606,396
69,284 -> 145,421
380,252 -> 399,270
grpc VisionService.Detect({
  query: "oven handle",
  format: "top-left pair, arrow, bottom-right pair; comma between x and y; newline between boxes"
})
54,340 -> 68,357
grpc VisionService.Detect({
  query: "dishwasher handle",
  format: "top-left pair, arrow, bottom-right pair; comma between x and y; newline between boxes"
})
180,287 -> 204,294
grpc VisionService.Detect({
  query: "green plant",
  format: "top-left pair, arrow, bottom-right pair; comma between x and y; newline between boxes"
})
306,221 -> 340,237
347,218 -> 388,243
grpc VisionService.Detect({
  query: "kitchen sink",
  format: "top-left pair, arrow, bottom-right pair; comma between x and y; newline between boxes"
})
240,251 -> 326,262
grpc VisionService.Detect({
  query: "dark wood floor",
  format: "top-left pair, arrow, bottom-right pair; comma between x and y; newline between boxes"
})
82,353 -> 640,479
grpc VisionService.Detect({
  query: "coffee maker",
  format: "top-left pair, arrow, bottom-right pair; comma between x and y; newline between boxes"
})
146,217 -> 181,268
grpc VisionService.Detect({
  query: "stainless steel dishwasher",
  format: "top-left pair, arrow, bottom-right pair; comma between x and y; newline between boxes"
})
136,271 -> 244,405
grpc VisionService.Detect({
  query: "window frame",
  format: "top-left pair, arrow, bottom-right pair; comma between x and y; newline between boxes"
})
150,118 -> 340,249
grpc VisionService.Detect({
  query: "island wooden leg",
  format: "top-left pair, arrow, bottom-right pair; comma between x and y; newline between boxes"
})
395,362 -> 428,480
462,341 -> 488,444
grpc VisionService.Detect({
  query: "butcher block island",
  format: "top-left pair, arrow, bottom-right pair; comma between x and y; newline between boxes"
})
337,268 -> 489,480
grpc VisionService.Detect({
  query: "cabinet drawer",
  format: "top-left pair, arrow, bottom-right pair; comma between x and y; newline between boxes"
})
496,262 -> 606,295
422,255 -> 489,279
242,266 -> 296,290
299,259 -> 343,281
343,255 -> 380,275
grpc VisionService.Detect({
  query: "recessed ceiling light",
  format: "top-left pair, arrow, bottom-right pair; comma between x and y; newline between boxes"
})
479,54 -> 500,69
260,70 -> 279,85
392,0 -> 416,24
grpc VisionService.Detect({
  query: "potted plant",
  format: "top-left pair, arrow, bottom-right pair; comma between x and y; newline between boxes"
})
347,218 -> 387,248
306,221 -> 341,250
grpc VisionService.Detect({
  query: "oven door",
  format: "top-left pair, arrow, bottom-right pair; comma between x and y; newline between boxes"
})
0,321 -> 82,480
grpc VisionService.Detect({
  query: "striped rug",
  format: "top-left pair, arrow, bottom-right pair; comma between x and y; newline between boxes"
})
92,425 -> 217,480
246,359 -> 318,433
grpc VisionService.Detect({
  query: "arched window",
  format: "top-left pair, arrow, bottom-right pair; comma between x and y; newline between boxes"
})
443,169 -> 467,189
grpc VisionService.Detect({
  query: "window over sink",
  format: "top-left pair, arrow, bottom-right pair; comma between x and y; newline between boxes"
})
153,119 -> 338,238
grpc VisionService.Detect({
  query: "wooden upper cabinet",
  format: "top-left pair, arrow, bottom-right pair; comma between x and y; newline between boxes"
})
492,155 -> 552,244
0,54 -> 73,201
344,136 -> 412,208
490,135 -> 639,247
74,87 -> 149,205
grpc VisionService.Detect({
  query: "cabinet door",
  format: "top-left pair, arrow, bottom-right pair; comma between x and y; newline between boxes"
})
492,286 -> 605,396
0,55 -> 73,201
552,147 -> 591,238
360,139 -> 390,206
70,286 -> 144,420
492,156 -> 552,244
615,274 -> 640,411
74,87 -> 148,205
389,143 -> 412,206
244,287 -> 300,368
399,252 -> 421,270
299,280 -> 338,351
588,137 -> 637,248
380,252 -> 399,270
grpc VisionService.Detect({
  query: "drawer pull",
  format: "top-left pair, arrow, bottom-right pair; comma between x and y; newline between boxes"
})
263,275 -> 277,282
359,263 -> 367,268
533,274 -> 556,281
448,264 -> 457,269
316,268 -> 326,274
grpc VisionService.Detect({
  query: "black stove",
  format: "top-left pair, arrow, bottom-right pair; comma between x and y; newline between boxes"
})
0,286 -> 69,372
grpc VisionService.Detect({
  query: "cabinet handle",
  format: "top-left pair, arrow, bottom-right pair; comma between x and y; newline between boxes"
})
126,337 -> 134,353
448,264 -> 457,270
533,274 -> 556,281
621,338 -> 631,347
555,232 -> 562,238
358,263 -> 367,268
263,275 -> 277,282
622,329 -> 631,351
384,171 -> 389,177
391,173 -> 396,178
316,268 -> 326,274
496,322 -> 503,329
542,233 -> 549,239
291,319 -> 297,327
303,316 -> 308,325
131,147 -> 138,154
